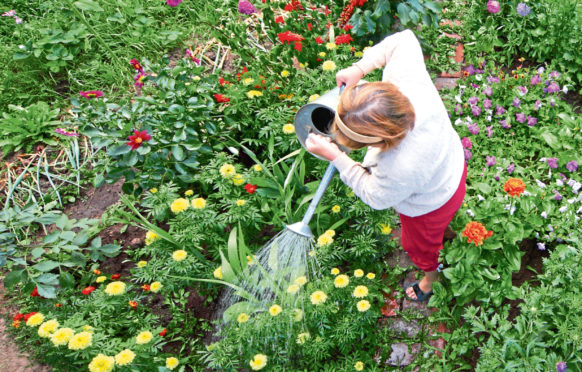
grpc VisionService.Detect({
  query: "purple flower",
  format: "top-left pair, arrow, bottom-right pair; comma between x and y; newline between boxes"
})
461,137 -> 472,149
516,3 -> 531,16
465,64 -> 477,76
556,361 -> 567,372
55,128 -> 80,137
486,125 -> 493,137
468,123 -> 480,134
517,86 -> 528,96
554,191 -> 562,201
527,116 -> 537,126
494,175 -> 500,181
486,155 -> 496,166
483,98 -> 492,109
487,0 -> 501,13
455,104 -> 463,115
468,96 -> 479,105
537,242 -> 546,251
513,97 -> 521,107
483,86 -> 493,96
238,0 -> 256,14
547,157 -> 558,169
500,119 -> 511,129
166,0 -> 183,6
507,163 -> 515,174
550,98 -> 556,107
550,71 -> 561,79
530,75 -> 541,85
534,99 -> 542,110
496,105 -> 506,116
486,76 -> 500,84
14,16 -> 22,24
464,149 -> 472,160
547,81 -> 560,93
471,105 -> 482,117
516,113 -> 526,123
566,160 -> 578,172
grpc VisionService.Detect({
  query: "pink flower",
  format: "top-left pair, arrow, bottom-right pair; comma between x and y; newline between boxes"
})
487,0 -> 500,13
166,0 -> 183,6
130,59 -> 143,73
238,0 -> 256,14
80,90 -> 104,99
185,49 -> 201,65
126,130 -> 151,150
55,128 -> 80,137
134,73 -> 146,87
461,137 -> 472,149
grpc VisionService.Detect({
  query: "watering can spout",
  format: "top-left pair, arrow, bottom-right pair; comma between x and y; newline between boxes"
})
286,221 -> 313,238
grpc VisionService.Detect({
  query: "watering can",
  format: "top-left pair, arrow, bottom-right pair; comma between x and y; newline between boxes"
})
286,81 -> 366,238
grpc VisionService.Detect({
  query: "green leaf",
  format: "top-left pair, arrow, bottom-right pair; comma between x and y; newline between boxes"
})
36,273 -> 59,285
539,131 -> 559,149
227,228 -> 242,274
60,230 -> 75,241
172,144 -> 185,161
59,271 -> 75,288
74,0 -> 104,12
222,301 -> 257,322
31,247 -> 45,259
33,260 -> 60,272
55,214 -> 68,229
36,284 -> 56,299
397,3 -> 411,25
107,144 -> 131,156
13,52 -> 30,61
219,250 -> 236,283
473,182 -> 491,194
4,269 -> 24,288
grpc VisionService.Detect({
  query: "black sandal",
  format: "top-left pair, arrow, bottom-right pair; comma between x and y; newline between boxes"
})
405,282 -> 433,302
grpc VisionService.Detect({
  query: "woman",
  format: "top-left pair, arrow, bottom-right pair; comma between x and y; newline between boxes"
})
305,29 -> 466,302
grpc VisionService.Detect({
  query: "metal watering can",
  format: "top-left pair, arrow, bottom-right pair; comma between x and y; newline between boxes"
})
286,82 -> 365,238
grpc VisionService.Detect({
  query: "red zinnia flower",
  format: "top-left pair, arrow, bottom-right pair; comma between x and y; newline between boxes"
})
503,178 -> 526,197
275,16 -> 285,24
93,269 -> 102,275
307,23 -> 313,31
130,59 -> 143,73
23,312 -> 37,322
219,77 -> 230,87
82,286 -> 96,295
13,313 -> 24,321
284,4 -> 293,11
142,284 -> 151,291
159,328 -> 167,336
128,301 -> 138,309
79,91 -> 104,99
315,36 -> 324,44
214,93 -> 230,103
335,33 -> 353,45
462,222 -> 493,246
30,287 -> 40,297
245,184 -> 257,194
111,274 -> 121,280
278,31 -> 304,44
343,24 -> 354,31
294,41 -> 303,52
126,130 -> 151,150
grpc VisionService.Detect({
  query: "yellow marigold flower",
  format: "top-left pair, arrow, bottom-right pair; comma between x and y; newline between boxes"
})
331,268 -> 340,275
232,173 -> 245,186
308,94 -> 320,102
166,357 -> 179,370
150,187 -> 158,193
83,325 -> 94,333
243,77 -> 254,85
287,284 -> 300,294
150,281 -> 162,293
38,319 -> 59,338
379,223 -> 392,235
236,199 -> 246,206
292,308 -> 303,322
68,331 -> 92,350
322,60 -> 336,71
136,330 -> 153,345
308,250 -> 315,257
353,285 -> 369,298
282,123 -> 295,134
269,304 -> 282,316
310,290 -> 327,305
357,300 -> 371,312
247,90 -> 263,98
324,229 -> 335,237
334,274 -> 350,288
354,269 -> 364,278
193,75 -> 201,81
192,197 -> 206,209
50,328 -> 74,346
88,354 -> 114,372
318,52 -> 326,57
137,260 -> 147,268
317,234 -> 333,247
299,63 -> 306,68
145,230 -> 159,245
96,275 -> 107,283
105,281 -> 126,296
366,272 -> 376,280
172,250 -> 188,262
247,255 -> 256,266
26,313 -> 44,327
213,266 -> 223,279
249,354 -> 267,371
253,164 -> 262,172
237,313 -> 249,323
184,189 -> 194,196
296,332 -> 310,345
354,51 -> 363,57
326,42 -> 336,50
355,361 -> 364,371
114,349 -> 136,366
219,163 -> 236,178
295,276 -> 307,286
281,70 -> 290,77
332,205 -> 341,213
170,198 -> 189,213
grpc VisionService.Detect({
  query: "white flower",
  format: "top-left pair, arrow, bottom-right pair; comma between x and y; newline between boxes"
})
563,85 -> 569,94
475,74 -> 482,81
477,195 -> 485,201
455,95 -> 462,103
504,203 -> 511,210
522,190 -> 532,196
510,205 -> 516,215
541,211 -> 548,219
537,67 -> 545,74
535,179 -> 546,189
576,206 -> 582,214
486,114 -> 492,122
568,197 -> 577,204
556,179 -> 564,187
465,116 -> 473,123
548,224 -> 554,232
454,118 -> 464,126
559,206 -> 568,213
467,209 -> 475,217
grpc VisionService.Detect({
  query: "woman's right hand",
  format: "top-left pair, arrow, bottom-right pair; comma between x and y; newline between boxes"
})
336,65 -> 365,88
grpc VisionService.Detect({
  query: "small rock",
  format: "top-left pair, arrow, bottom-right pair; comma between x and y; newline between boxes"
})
386,318 -> 421,338
386,342 -> 420,366
385,248 -> 414,268
435,77 -> 459,90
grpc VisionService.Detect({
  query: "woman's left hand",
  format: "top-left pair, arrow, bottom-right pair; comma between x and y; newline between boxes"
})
305,133 -> 342,161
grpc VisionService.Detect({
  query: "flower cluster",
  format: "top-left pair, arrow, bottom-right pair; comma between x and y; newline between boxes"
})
462,221 -> 494,246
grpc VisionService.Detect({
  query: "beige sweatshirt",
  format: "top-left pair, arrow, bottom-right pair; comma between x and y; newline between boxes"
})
331,29 -> 465,217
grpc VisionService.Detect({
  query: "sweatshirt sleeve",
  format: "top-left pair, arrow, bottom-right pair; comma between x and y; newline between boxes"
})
331,152 -> 413,210
353,29 -> 426,80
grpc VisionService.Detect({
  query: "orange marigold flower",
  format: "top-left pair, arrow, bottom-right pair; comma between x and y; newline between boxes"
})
128,301 -> 138,309
141,284 -> 151,291
93,269 -> 102,275
503,178 -> 526,197
12,320 -> 21,328
462,221 -> 493,246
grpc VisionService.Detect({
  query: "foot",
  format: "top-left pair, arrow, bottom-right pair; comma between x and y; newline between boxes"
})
405,277 -> 433,301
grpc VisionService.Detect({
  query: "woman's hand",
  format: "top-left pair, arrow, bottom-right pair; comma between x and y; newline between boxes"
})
336,65 -> 365,88
305,133 -> 342,161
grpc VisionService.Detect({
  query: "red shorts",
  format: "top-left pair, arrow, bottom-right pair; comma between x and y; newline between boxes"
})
399,162 -> 467,271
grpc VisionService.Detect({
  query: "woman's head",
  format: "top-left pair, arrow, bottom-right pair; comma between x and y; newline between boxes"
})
333,82 -> 415,151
